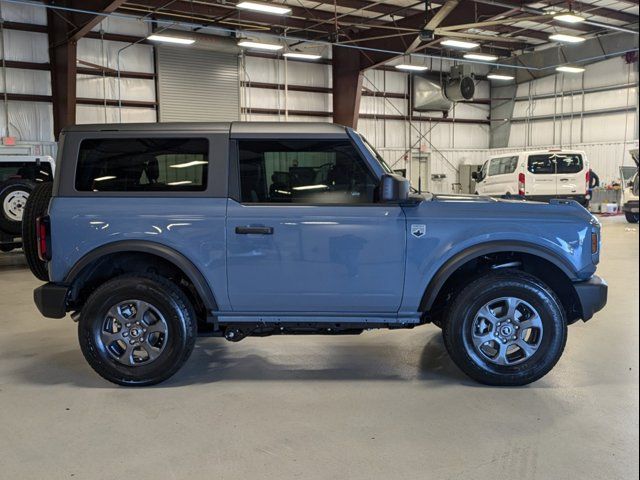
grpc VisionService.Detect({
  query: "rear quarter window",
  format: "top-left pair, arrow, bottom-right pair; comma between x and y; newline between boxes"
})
75,138 -> 209,192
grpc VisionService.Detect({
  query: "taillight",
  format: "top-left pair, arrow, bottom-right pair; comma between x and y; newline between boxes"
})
585,169 -> 590,193
36,216 -> 51,261
591,231 -> 598,254
518,173 -> 526,196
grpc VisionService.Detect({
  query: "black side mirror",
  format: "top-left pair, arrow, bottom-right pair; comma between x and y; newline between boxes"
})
380,174 -> 410,202
471,171 -> 479,180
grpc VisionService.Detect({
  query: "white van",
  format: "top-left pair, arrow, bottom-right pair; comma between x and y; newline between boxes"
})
473,149 -> 590,206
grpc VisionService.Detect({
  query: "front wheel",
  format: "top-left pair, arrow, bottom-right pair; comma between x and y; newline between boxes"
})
442,270 -> 567,386
625,211 -> 639,223
78,274 -> 197,386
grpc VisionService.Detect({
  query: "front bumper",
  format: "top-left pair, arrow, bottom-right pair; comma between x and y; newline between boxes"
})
573,275 -> 608,321
34,283 -> 70,319
622,200 -> 639,214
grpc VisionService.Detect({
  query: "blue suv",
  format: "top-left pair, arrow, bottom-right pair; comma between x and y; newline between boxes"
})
28,122 -> 607,386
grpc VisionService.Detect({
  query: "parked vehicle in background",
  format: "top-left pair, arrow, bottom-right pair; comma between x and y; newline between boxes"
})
621,149 -> 639,223
0,156 -> 55,252
28,123 -> 607,387
473,150 -> 590,206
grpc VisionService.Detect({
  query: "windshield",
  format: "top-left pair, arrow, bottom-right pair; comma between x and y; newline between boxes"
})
357,134 -> 394,174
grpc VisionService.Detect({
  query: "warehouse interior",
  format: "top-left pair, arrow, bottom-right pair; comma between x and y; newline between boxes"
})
0,0 -> 638,479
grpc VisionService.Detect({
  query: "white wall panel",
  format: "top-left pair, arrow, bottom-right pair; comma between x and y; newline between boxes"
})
76,104 -> 156,124
0,101 -> 54,142
0,68 -> 51,96
77,38 -> 154,73
0,1 -> 47,24
91,14 -> 150,36
582,112 -> 637,143
76,75 -> 155,102
0,30 -> 49,63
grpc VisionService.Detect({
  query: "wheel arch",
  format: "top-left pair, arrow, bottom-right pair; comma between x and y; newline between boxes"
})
65,240 -> 218,312
420,241 -> 582,322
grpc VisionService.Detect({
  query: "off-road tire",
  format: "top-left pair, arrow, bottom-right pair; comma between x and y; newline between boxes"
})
0,179 -> 35,235
78,274 -> 197,386
21,182 -> 52,281
442,269 -> 567,386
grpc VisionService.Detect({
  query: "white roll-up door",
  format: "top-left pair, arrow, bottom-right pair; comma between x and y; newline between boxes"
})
156,46 -> 239,122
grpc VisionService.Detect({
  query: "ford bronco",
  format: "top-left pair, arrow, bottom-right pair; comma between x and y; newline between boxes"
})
29,122 -> 607,386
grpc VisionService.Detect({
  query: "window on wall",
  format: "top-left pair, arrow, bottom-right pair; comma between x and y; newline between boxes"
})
75,138 -> 208,192
238,140 -> 378,204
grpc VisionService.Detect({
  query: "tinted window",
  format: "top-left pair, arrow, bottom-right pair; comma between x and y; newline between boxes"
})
75,138 -> 208,192
0,161 -> 52,183
238,140 -> 378,204
528,153 -> 583,175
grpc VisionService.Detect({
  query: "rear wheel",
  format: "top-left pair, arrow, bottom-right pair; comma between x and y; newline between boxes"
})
0,179 -> 35,235
78,274 -> 197,386
442,270 -> 567,386
625,211 -> 639,223
21,182 -> 52,281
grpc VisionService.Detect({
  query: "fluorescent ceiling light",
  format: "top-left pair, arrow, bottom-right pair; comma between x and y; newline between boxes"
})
292,184 -> 328,191
554,13 -> 585,23
283,52 -> 322,60
487,73 -> 514,81
556,65 -> 585,73
463,53 -> 498,61
94,176 -> 116,182
169,160 -> 208,169
549,33 -> 585,43
236,1 -> 291,15
168,180 -> 193,186
395,64 -> 429,71
237,40 -> 283,51
147,34 -> 195,45
441,39 -> 479,49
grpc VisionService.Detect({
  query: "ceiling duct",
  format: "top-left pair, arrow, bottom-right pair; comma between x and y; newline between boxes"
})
412,65 -> 475,112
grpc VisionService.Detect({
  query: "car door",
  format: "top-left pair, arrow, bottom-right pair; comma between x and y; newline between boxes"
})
555,152 -> 585,197
225,137 -> 406,313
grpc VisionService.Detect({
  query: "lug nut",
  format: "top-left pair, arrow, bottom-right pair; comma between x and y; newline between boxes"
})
123,332 -> 128,337
129,340 -> 135,345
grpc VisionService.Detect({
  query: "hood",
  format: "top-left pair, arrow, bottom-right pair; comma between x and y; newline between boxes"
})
413,193 -> 596,224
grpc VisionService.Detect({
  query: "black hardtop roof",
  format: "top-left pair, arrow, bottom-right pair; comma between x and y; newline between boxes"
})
63,121 -> 349,137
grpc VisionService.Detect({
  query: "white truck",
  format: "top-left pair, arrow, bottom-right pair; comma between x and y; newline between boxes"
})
0,155 -> 55,251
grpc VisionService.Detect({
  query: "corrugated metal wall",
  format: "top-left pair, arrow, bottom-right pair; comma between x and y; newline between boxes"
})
157,46 -> 239,122
509,57 -> 639,148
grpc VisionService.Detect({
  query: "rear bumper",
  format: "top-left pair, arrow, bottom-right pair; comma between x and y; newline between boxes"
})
34,283 -> 69,319
622,200 -> 639,213
573,275 -> 608,321
527,194 -> 588,205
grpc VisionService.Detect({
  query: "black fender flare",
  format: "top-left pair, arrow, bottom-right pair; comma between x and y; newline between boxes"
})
64,240 -> 218,310
419,240 -> 579,311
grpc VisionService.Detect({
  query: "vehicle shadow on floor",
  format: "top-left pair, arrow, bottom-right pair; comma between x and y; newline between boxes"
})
13,330 -> 481,388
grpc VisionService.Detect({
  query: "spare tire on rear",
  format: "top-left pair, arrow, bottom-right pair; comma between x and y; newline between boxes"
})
0,179 -> 35,235
22,182 -> 53,281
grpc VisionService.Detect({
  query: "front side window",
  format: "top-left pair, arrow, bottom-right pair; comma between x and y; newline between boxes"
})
238,140 -> 378,204
528,153 -> 583,175
75,138 -> 208,192
488,159 -> 501,176
0,161 -> 52,183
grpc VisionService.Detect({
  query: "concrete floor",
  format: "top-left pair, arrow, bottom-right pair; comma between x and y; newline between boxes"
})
0,216 -> 637,480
